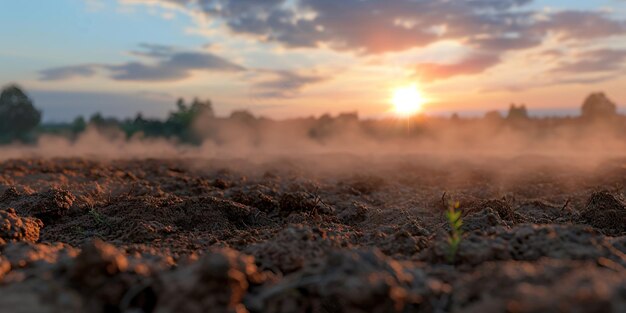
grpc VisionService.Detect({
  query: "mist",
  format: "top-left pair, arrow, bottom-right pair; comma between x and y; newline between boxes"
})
3,113 -> 625,169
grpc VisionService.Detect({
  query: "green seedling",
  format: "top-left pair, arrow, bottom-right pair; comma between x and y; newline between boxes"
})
88,207 -> 112,229
445,200 -> 463,263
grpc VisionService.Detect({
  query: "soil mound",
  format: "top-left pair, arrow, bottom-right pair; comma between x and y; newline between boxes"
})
2,242 -> 78,273
517,200 -> 574,224
0,186 -> 21,202
336,201 -> 369,225
443,199 -> 519,233
251,249 -> 450,313
2,188 -> 76,223
453,259 -> 626,312
463,207 -> 511,233
361,221 -> 430,258
278,191 -> 334,216
427,224 -> 622,265
245,224 -> 352,274
69,240 -> 156,313
156,248 -> 267,313
463,199 -> 517,222
0,256 -> 9,281
174,197 -> 267,231
0,208 -> 43,244
581,191 -> 626,235
341,175 -> 386,195
230,186 -> 280,214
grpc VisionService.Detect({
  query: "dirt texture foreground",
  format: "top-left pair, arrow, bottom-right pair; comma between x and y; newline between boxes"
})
0,156 -> 625,313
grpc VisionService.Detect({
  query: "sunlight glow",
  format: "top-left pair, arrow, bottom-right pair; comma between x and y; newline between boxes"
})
391,84 -> 426,116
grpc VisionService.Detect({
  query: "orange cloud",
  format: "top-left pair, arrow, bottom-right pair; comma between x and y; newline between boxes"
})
414,54 -> 501,82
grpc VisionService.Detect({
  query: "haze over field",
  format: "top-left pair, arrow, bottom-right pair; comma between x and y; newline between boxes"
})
2,0 -> 626,121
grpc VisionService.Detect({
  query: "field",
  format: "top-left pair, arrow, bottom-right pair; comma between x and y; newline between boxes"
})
0,156 -> 625,312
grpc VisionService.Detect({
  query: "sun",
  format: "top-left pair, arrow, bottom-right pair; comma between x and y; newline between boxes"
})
391,84 -> 426,116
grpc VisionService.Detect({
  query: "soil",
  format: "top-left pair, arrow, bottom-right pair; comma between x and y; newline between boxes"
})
0,156 -> 625,313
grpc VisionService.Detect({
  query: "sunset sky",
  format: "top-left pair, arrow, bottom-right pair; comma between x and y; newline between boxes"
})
1,0 -> 626,121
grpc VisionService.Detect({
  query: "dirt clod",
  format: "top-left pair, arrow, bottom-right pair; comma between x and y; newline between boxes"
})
255,249 -> 450,313
69,240 -> 156,313
4,188 -> 77,223
581,191 -> 626,235
453,259 -> 626,312
245,224 -> 351,274
156,248 -> 266,313
0,208 -> 43,244
278,191 -> 333,216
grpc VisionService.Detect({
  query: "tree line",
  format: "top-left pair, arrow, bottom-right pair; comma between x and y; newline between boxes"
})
0,84 -> 622,145
0,85 -> 214,145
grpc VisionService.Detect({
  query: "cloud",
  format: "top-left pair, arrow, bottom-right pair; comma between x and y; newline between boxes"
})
551,49 -> 626,74
107,51 -> 245,81
534,11 -> 626,41
39,45 -> 245,82
38,43 -> 328,96
187,0 -> 537,53
553,74 -> 623,85
129,0 -> 626,81
415,53 -> 501,82
40,64 -> 99,81
250,70 -> 328,98
480,48 -> 626,93
539,49 -> 565,59
482,73 -> 622,94
140,1 -> 626,52
130,43 -> 178,58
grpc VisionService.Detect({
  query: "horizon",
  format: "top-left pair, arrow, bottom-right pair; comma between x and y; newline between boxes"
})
18,87 -> 626,123
2,1 -> 626,122
27,94 -> 626,124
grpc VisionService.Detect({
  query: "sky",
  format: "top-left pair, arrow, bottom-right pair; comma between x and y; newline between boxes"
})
1,0 -> 626,122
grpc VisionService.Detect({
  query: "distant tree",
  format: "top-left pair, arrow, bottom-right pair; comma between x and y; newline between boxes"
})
318,113 -> 333,124
126,112 -> 168,138
28,95 -> 217,144
168,98 -> 214,128
134,112 -> 145,124
581,92 -> 617,119
484,110 -> 503,122
86,112 -> 126,141
71,116 -> 87,134
229,110 -> 256,124
191,98 -> 214,119
0,84 -> 42,142
309,113 -> 332,139
507,103 -> 529,120
337,112 -> 359,123
165,98 -> 215,143
89,112 -> 105,125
